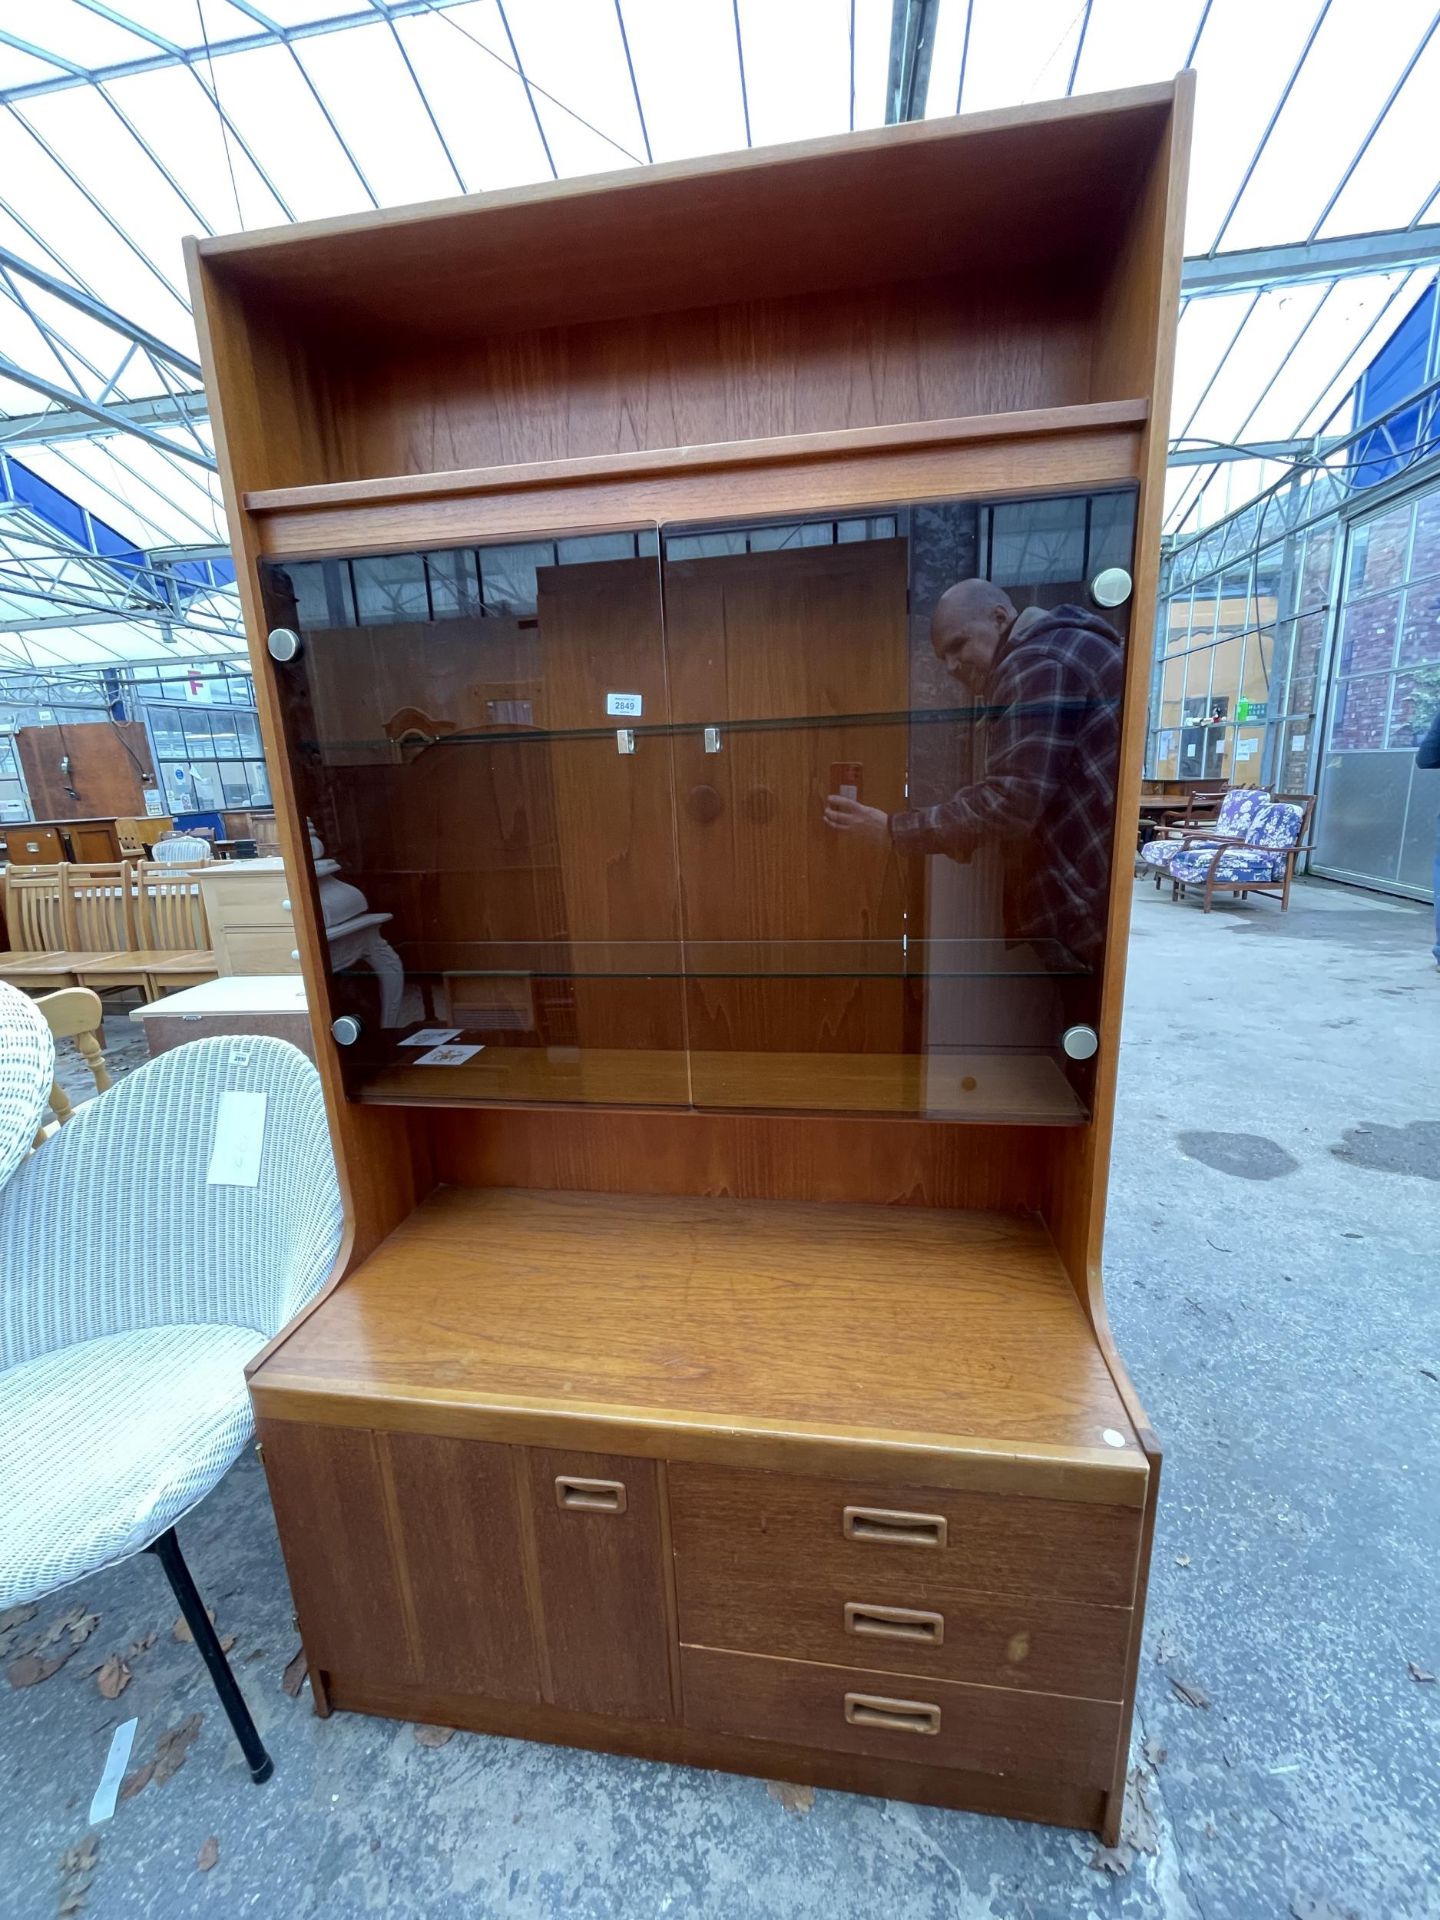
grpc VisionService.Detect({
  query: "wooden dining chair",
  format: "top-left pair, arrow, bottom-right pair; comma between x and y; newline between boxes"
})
133,862 -> 219,997
32,986 -> 111,1143
0,867 -> 84,990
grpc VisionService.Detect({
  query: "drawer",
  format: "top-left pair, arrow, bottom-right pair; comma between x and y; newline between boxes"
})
680,1580 -> 1130,1699
225,927 -> 302,974
682,1648 -> 1122,1786
205,876 -> 293,925
669,1464 -> 1141,1615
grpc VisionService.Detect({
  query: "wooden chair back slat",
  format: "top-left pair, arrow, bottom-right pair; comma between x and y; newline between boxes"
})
135,862 -> 211,952
63,862 -> 135,954
6,865 -> 67,953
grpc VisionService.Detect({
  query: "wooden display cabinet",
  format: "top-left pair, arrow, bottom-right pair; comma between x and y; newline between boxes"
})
189,78 -> 1192,1841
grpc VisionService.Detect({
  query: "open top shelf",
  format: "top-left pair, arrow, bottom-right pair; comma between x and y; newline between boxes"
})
251,1186 -> 1145,1503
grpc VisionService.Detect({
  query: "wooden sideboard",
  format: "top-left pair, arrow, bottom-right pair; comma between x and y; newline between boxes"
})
192,76 -> 1192,1842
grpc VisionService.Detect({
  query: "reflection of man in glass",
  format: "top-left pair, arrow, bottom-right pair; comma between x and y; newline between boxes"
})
823,579 -> 1125,959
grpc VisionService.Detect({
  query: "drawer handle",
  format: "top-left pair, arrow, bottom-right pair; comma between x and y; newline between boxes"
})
843,1505 -> 947,1549
844,1692 -> 941,1736
555,1475 -> 627,1514
844,1601 -> 944,1646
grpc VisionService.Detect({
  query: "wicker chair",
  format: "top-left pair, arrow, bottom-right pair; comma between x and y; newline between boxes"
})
0,1035 -> 342,1782
0,983 -> 54,1193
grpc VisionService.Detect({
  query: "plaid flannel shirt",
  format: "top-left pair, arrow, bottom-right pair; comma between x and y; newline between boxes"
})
889,605 -> 1124,958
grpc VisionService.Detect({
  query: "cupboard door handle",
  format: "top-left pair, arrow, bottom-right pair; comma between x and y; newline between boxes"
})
844,1601 -> 944,1646
843,1505 -> 947,1549
844,1692 -> 941,1736
555,1475 -> 627,1514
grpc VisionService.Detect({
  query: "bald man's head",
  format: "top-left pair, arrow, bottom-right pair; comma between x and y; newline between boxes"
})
931,579 -> 1017,690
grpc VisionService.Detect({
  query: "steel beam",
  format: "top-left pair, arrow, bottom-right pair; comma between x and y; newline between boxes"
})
0,356 -> 215,469
886,0 -> 939,123
0,389 -> 209,446
0,2 -> 477,105
1167,436 -> 1344,468
1183,225 -> 1440,297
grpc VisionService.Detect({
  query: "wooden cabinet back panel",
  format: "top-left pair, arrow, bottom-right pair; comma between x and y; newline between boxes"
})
525,1448 -> 674,1722
682,1647 -> 1122,1786
670,1463 -> 1141,1611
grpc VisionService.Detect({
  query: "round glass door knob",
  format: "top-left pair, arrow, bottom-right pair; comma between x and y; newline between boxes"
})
331,1014 -> 363,1047
1061,1024 -> 1099,1061
267,627 -> 303,662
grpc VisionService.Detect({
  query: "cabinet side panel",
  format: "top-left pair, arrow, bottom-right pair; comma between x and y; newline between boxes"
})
186,243 -> 433,1284
1048,79 -> 1194,1312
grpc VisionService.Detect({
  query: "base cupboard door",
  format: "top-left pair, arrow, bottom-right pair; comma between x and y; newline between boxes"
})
259,1420 -> 542,1702
523,1448 -> 674,1721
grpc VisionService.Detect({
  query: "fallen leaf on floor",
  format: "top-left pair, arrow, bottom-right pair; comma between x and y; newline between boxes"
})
121,1713 -> 203,1799
172,1609 -> 216,1646
0,1603 -> 37,1656
126,1630 -> 157,1657
36,1604 -> 95,1652
57,1834 -> 100,1917
412,1724 -> 455,1748
765,1780 -> 815,1814
1408,1662 -> 1435,1683
7,1646 -> 77,1688
196,1837 -> 220,1873
1142,1737 -> 1168,1768
218,1634 -> 236,1655
97,1655 -> 130,1700
281,1648 -> 307,1697
1290,1899 -> 1360,1920
1088,1766 -> 1160,1876
1169,1675 -> 1212,1710
1175,1554 -> 1191,1567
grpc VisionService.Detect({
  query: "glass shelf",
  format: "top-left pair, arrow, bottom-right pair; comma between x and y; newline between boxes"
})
293,702 -> 1099,755
332,937 -> 1090,981
352,1043 -> 1088,1125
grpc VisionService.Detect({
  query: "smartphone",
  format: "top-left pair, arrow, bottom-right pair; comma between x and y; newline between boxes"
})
830,760 -> 862,802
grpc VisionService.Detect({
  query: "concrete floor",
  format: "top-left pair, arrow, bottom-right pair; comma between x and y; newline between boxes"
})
4,878 -> 1437,1920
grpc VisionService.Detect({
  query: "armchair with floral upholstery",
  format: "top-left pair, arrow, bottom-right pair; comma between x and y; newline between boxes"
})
1167,796 -> 1315,912
1137,785 -> 1272,885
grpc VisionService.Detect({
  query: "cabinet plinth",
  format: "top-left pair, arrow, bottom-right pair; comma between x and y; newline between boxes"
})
193,75 -> 1192,1843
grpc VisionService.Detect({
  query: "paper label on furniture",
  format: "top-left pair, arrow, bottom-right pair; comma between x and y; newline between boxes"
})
401,1027 -> 461,1047
89,1717 -> 138,1825
206,1090 -> 267,1187
413,1043 -> 484,1066
606,692 -> 643,717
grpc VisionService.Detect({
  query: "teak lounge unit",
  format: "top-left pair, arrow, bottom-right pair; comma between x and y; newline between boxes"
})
190,77 -> 1192,1842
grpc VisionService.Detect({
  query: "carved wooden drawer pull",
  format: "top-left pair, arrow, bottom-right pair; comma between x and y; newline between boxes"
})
844,1601 -> 944,1646
843,1505 -> 947,1548
555,1475 -> 627,1514
844,1691 -> 941,1736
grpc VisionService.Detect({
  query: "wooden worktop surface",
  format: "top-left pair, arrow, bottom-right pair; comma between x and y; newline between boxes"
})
253,1187 -> 1143,1503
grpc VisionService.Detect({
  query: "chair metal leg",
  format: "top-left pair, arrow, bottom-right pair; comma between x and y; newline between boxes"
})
145,1527 -> 274,1783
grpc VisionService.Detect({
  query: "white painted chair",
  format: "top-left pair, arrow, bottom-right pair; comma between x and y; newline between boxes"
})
152,833 -> 214,864
0,1034 -> 341,1782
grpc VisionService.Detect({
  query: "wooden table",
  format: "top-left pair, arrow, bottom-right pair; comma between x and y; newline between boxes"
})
129,973 -> 313,1058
